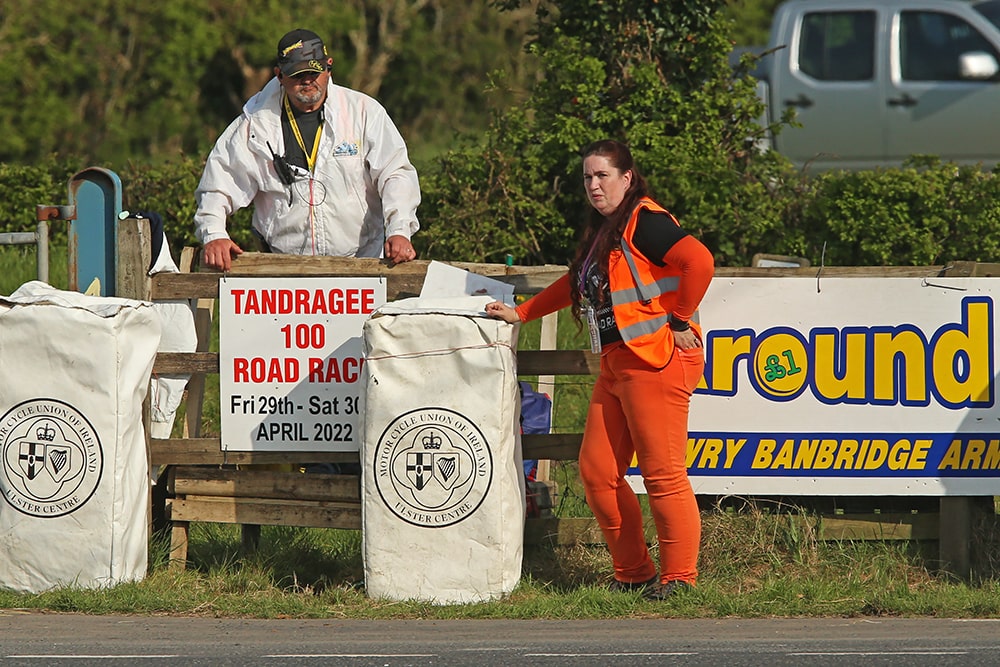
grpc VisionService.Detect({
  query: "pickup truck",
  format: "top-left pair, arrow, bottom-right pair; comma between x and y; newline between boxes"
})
748,0 -> 1000,170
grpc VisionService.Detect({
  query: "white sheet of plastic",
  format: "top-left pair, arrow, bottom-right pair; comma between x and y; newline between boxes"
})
0,282 -> 161,593
148,300 -> 196,438
361,295 -> 525,603
148,234 -> 196,439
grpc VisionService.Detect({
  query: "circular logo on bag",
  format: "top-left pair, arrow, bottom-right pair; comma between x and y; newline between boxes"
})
373,407 -> 492,528
0,399 -> 103,518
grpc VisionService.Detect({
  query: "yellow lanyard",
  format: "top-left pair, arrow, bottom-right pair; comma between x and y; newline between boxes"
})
283,94 -> 323,172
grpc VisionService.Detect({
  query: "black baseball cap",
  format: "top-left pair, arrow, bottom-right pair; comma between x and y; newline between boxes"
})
276,29 -> 329,77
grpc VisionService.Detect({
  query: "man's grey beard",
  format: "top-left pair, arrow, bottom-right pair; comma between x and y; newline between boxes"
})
292,88 -> 323,108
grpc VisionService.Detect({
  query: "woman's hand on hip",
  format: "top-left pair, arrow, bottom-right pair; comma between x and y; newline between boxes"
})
673,328 -> 701,350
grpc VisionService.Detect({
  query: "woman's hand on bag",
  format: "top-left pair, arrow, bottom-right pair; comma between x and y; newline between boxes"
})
485,301 -> 520,324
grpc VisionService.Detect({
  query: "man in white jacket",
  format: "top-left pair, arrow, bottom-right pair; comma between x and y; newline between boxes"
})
194,29 -> 421,271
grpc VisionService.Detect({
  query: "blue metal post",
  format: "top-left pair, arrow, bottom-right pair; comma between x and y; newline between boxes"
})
67,167 -> 123,296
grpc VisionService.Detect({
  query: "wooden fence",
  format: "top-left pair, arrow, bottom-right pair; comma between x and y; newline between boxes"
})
115,218 -> 996,579
143,244 -> 590,566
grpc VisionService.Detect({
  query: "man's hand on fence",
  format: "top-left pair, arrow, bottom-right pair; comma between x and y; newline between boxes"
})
384,235 -> 416,264
203,238 -> 244,272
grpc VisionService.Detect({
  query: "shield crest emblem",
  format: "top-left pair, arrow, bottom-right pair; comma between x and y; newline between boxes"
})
18,441 -> 46,480
47,447 -> 72,483
406,451 -> 435,490
435,456 -> 460,490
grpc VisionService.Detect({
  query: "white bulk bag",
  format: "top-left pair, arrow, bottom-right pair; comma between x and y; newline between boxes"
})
0,282 -> 161,593
361,296 -> 525,604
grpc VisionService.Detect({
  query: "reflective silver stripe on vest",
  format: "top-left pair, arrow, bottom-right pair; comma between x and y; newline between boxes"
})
618,239 -> 680,303
620,240 -> 655,302
610,276 -> 680,306
616,226 -> 682,342
619,313 -> 671,341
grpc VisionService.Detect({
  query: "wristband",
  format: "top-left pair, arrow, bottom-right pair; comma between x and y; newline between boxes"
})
669,314 -> 691,332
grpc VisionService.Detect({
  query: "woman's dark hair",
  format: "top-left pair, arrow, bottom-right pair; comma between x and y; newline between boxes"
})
568,139 -> 650,322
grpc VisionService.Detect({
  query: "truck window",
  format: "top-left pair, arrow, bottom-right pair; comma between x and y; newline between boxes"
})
901,11 -> 1000,81
798,11 -> 876,81
972,0 -> 1000,28
973,0 -> 1000,32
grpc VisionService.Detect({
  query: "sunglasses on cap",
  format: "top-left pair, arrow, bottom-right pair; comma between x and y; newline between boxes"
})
287,68 -> 327,80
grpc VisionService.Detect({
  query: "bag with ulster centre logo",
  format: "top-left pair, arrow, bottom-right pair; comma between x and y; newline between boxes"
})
0,281 -> 161,593
361,295 -> 525,604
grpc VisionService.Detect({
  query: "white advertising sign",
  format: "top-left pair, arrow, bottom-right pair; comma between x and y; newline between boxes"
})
629,277 -> 1000,496
219,277 -> 385,451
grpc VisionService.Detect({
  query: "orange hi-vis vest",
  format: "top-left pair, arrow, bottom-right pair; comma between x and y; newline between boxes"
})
608,197 -> 700,368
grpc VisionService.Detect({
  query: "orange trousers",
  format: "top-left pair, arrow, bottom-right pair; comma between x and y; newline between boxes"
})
578,341 -> 704,585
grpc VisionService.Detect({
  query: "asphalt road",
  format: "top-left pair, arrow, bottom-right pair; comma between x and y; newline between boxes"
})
2,612 -> 1000,666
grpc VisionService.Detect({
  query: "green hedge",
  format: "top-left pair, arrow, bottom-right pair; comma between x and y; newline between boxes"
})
0,157 -> 253,257
800,159 -> 1000,266
2,157 -> 999,268
0,160 -> 77,243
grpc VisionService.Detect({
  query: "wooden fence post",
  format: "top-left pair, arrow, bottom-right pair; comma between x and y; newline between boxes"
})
116,216 -> 155,564
936,261 -> 999,581
534,312 -> 559,483
115,216 -> 152,300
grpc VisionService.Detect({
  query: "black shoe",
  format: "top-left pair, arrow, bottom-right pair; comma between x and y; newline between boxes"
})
642,579 -> 693,601
608,575 -> 658,594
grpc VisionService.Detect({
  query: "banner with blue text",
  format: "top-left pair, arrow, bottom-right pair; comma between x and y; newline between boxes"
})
631,277 -> 999,496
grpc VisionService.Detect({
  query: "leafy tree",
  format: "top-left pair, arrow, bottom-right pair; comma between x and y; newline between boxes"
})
418,0 -> 793,266
0,0 -> 536,165
377,2 -> 539,157
724,0 -> 783,47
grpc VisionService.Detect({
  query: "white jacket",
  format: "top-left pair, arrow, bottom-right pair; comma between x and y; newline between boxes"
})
194,77 -> 420,257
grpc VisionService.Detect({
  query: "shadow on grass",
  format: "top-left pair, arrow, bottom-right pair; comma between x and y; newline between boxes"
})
152,523 -> 365,594
521,543 -> 611,593
150,520 -> 616,596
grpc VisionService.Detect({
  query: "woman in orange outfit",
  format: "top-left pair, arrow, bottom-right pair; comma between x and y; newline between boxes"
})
486,139 -> 714,599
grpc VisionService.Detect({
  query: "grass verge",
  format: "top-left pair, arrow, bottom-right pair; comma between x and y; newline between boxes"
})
2,502 -> 1000,619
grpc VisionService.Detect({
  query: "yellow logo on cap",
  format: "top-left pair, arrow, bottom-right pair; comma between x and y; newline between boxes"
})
282,40 -> 304,58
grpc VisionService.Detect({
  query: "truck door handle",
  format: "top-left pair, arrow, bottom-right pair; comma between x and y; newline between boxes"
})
783,94 -> 814,108
887,93 -> 918,108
